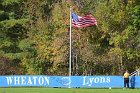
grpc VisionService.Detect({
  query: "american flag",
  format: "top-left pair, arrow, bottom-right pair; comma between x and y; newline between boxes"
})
72,12 -> 97,28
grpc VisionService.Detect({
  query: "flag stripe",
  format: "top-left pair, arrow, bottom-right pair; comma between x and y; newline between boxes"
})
72,13 -> 97,28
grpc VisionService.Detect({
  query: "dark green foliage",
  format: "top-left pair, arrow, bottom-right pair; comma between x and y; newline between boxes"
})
0,0 -> 140,75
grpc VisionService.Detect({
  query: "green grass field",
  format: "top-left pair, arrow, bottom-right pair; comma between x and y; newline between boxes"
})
0,88 -> 140,93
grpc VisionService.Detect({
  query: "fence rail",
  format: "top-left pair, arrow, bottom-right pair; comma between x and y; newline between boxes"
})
130,69 -> 140,76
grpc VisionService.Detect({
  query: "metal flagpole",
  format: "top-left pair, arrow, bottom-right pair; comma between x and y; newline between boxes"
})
69,6 -> 72,88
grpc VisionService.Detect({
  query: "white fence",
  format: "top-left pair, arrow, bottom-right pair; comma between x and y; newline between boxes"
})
130,69 -> 140,76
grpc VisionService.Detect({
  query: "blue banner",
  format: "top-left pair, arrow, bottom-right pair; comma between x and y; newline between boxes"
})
0,76 -> 140,88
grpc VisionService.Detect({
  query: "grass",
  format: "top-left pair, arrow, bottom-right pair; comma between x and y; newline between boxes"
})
0,87 -> 140,93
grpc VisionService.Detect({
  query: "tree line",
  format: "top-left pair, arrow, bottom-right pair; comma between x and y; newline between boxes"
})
0,0 -> 140,75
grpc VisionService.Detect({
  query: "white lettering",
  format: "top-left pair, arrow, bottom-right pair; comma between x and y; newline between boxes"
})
27,77 -> 32,85
106,77 -> 110,83
32,77 -> 37,85
6,76 -> 50,86
89,78 -> 94,86
6,77 -> 13,85
14,77 -> 20,85
44,77 -> 49,85
21,76 -> 26,85
100,77 -> 106,83
38,77 -> 44,85
94,78 -> 99,83
83,76 -> 89,85
83,76 -> 111,86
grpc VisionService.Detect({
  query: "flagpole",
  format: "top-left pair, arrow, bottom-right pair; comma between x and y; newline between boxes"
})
69,6 -> 72,88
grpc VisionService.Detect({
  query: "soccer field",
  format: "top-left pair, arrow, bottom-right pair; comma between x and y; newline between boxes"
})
0,88 -> 140,93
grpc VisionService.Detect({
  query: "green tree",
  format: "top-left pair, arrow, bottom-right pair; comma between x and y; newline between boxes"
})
0,0 -> 28,74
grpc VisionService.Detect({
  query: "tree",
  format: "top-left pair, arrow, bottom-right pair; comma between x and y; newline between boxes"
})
0,0 -> 28,74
